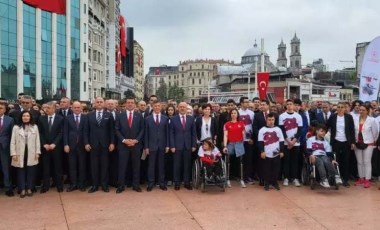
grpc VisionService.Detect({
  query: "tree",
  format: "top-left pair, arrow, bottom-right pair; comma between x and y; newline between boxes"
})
156,78 -> 168,101
168,85 -> 185,102
124,89 -> 136,98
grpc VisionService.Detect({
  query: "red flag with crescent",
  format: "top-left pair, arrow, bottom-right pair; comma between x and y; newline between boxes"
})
23,0 -> 66,15
116,47 -> 122,73
119,16 -> 126,57
257,72 -> 270,100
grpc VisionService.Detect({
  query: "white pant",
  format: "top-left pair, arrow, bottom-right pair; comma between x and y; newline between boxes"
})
354,147 -> 374,180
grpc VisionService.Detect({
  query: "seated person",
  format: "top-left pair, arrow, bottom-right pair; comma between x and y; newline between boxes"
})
198,139 -> 222,181
306,125 -> 343,188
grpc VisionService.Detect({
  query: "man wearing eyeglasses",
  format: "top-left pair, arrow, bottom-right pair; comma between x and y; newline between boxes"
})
8,95 -> 40,125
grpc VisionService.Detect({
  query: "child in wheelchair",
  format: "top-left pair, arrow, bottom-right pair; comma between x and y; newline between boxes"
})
306,124 -> 343,188
198,138 -> 223,182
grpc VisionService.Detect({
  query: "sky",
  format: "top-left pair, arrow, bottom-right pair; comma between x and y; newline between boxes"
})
121,0 -> 380,73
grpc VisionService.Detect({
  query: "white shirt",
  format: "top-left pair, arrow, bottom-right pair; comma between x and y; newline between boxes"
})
258,126 -> 284,158
335,115 -> 347,142
200,117 -> 212,141
153,113 -> 161,123
307,136 -> 332,156
48,114 -> 56,124
74,113 -> 81,125
238,108 -> 254,141
279,111 -> 303,146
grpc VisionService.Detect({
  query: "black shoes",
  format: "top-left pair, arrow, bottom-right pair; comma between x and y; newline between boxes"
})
343,181 -> 350,188
88,186 -> 98,193
5,190 -> 14,197
147,185 -> 154,192
273,183 -> 280,191
264,184 -> 270,191
66,185 -> 78,192
133,187 -> 142,192
184,184 -> 193,190
40,187 -> 49,194
116,187 -> 125,194
102,186 -> 110,193
79,186 -> 87,192
159,185 -> 167,191
57,187 -> 64,193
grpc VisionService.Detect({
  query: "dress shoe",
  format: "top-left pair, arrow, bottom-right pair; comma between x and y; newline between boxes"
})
259,179 -> 265,186
57,187 -> 64,193
133,187 -> 142,192
31,187 -> 37,193
88,186 -> 98,193
27,190 -> 33,197
79,186 -> 87,192
174,185 -> 180,191
184,184 -> 193,190
102,186 -> 110,192
147,185 -> 153,192
116,187 -> 125,194
66,185 -> 78,192
264,184 -> 270,191
5,190 -> 14,197
343,181 -> 350,188
40,187 -> 49,194
20,191 -> 26,198
159,185 -> 167,191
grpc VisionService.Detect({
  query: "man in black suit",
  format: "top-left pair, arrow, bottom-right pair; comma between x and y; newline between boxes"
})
56,97 -> 73,117
84,97 -> 115,193
0,103 -> 15,196
169,102 -> 197,190
38,101 -> 64,193
115,97 -> 144,193
144,100 -> 169,191
144,95 -> 157,116
316,102 -> 331,125
63,101 -> 88,192
106,99 -> 119,187
9,95 -> 40,125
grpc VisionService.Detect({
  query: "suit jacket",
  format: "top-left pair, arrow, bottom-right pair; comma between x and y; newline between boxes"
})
9,109 -> 40,125
63,113 -> 88,149
252,111 -> 279,142
115,111 -> 144,149
316,112 -> 331,125
0,115 -> 14,151
169,114 -> 197,151
327,113 -> 355,145
84,110 -> 115,148
56,108 -> 73,117
195,116 -> 217,141
144,114 -> 169,151
38,114 -> 64,146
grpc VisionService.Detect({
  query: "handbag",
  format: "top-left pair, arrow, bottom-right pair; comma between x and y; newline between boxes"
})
355,132 -> 368,150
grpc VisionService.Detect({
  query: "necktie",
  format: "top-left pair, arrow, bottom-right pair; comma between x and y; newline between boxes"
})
128,111 -> 132,128
264,112 -> 267,120
63,110 -> 66,116
0,117 -> 2,130
156,114 -> 159,125
48,116 -> 53,132
97,112 -> 102,125
324,113 -> 328,122
75,115 -> 79,128
181,116 -> 186,129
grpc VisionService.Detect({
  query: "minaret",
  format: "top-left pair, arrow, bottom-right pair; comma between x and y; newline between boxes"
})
277,39 -> 287,68
289,33 -> 301,70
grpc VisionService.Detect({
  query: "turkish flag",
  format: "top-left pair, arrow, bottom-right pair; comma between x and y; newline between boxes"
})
23,0 -> 66,15
119,16 -> 126,57
257,72 -> 270,100
116,47 -> 122,73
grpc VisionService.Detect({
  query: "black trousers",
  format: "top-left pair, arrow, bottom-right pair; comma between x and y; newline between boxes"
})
109,148 -> 119,186
165,151 -> 173,183
18,166 -> 36,190
173,149 -> 192,184
0,145 -> 11,189
283,146 -> 300,180
332,141 -> 351,182
118,146 -> 141,188
42,148 -> 63,189
147,149 -> 165,186
204,160 -> 222,177
262,155 -> 281,185
90,146 -> 109,187
243,142 -> 254,180
68,145 -> 87,187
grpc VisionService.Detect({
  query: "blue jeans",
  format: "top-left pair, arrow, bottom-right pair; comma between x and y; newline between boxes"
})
227,142 -> 245,157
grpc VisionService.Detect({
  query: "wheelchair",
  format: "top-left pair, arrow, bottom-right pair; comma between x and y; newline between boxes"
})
301,153 -> 341,190
192,156 -> 227,192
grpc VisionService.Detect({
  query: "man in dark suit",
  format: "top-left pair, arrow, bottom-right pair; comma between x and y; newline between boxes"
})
115,97 -> 144,193
106,99 -> 119,188
0,103 -> 15,196
63,101 -> 88,192
144,100 -> 169,191
9,95 -> 40,125
316,102 -> 331,125
56,97 -> 73,117
169,102 -> 197,190
84,97 -> 115,193
144,95 -> 157,116
38,101 -> 64,193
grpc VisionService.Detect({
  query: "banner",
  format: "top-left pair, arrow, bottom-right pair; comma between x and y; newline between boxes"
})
23,0 -> 66,15
116,47 -> 121,73
257,72 -> 270,100
119,16 -> 126,57
359,36 -> 380,102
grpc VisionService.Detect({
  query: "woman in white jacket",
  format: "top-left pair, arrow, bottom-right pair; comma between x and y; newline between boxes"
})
354,104 -> 379,188
10,111 -> 41,198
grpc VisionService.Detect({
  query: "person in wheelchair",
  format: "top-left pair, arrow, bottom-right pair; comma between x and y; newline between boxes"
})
197,138 -> 223,182
306,125 -> 343,188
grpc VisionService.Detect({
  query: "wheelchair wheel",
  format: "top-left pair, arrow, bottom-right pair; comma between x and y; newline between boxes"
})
310,178 -> 315,190
192,160 -> 201,189
301,165 -> 310,186
220,158 -> 227,185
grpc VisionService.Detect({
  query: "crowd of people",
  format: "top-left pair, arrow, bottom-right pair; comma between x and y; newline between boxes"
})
0,93 -> 380,198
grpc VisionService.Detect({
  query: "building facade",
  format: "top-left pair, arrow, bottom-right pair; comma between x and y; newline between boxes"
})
133,40 -> 144,100
145,65 -> 178,97
0,0 -> 89,101
289,33 -> 302,71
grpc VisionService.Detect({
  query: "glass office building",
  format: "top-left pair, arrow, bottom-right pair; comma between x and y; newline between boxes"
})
0,0 -> 88,101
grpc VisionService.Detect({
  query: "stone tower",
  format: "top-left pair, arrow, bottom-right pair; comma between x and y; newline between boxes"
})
289,33 -> 301,70
277,39 -> 287,68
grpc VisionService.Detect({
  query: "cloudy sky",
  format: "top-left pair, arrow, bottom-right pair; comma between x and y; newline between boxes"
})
121,0 -> 380,72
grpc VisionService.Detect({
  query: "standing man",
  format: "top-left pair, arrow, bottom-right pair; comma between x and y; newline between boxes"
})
106,99 -> 119,187
137,100 -> 148,118
38,101 -> 64,193
238,97 -> 255,185
9,95 -> 40,124
145,95 -> 158,116
57,97 -> 72,117
169,102 -> 197,190
144,100 -> 169,191
84,97 -> 115,193
63,101 -> 88,192
115,97 -> 144,193
316,102 -> 331,125
0,103 -> 15,196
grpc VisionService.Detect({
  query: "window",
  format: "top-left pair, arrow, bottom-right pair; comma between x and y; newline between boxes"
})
93,71 -> 97,80
93,50 -> 96,62
84,62 -> 86,72
84,43 -> 86,53
88,48 -> 91,60
202,64 -> 204,69
84,3 -> 87,14
84,23 -> 87,34
190,65 -> 192,70
84,81 -> 86,92
199,79 -> 201,84
192,90 -> 194,96
182,67 -> 184,71
192,79 -> 194,85
199,90 -> 202,95
198,72 -> 200,76
182,74 -> 184,78
202,72 -> 204,76
282,51 -> 285,58
295,46 -> 298,53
